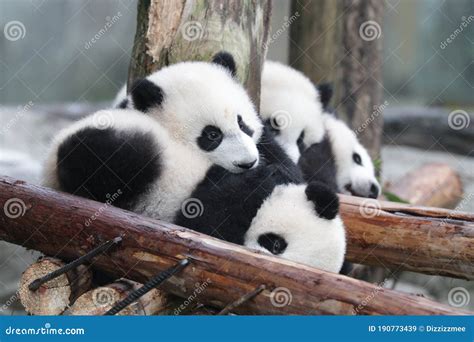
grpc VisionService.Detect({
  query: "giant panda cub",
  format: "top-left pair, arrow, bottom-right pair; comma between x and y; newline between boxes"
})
43,55 -> 346,273
260,61 -> 380,199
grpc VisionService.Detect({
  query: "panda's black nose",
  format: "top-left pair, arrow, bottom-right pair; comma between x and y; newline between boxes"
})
369,183 -> 379,199
235,159 -> 257,169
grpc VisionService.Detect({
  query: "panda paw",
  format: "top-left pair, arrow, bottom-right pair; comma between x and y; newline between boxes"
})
305,181 -> 339,220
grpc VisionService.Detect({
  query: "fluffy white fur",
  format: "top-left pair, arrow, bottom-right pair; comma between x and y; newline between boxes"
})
260,61 -> 325,163
323,114 -> 379,197
117,62 -> 263,173
44,109 -> 346,272
43,109 -> 212,223
260,61 -> 380,197
245,183 -> 346,272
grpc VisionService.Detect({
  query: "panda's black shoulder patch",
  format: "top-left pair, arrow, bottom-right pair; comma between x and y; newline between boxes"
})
258,233 -> 288,255
258,126 -> 304,184
298,134 -> 338,192
305,181 -> 339,220
57,126 -> 161,209
317,83 -> 333,110
130,78 -> 164,113
212,51 -> 237,77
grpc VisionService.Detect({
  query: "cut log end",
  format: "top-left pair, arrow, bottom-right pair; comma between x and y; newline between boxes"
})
385,163 -> 463,209
19,257 -> 92,315
67,279 -> 168,315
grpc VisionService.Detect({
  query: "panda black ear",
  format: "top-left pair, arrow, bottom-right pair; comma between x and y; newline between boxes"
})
317,83 -> 333,110
305,181 -> 339,220
211,51 -> 237,77
130,78 -> 164,113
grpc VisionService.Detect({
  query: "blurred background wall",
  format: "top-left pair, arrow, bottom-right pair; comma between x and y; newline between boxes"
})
1,0 -> 472,108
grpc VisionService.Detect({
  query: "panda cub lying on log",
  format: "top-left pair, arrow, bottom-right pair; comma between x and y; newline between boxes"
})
43,53 -> 346,273
260,61 -> 380,199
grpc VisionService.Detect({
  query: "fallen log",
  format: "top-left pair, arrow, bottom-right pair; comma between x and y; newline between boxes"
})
0,176 -> 470,315
67,279 -> 168,316
385,163 -> 463,209
18,257 -> 92,315
341,195 -> 474,279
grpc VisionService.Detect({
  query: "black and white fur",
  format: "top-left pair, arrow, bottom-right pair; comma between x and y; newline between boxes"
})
114,57 -> 262,174
260,61 -> 380,199
43,56 -> 346,273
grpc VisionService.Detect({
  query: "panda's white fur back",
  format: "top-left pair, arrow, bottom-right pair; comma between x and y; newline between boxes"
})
43,109 -> 212,222
260,61 -> 325,162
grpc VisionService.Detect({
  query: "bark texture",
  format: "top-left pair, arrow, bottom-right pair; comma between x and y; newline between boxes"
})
128,0 -> 272,106
289,0 -> 384,160
1,176 -> 471,315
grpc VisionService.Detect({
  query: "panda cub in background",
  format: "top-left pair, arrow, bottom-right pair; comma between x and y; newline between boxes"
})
260,61 -> 380,199
43,54 -> 346,273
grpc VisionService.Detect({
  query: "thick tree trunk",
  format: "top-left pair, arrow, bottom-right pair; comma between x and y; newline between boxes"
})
289,0 -> 384,161
289,0 -> 341,84
0,176 -> 471,315
336,0 -> 384,160
128,0 -> 272,107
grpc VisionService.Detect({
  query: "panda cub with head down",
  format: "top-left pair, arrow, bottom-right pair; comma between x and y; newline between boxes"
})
260,61 -> 380,199
44,53 -> 346,273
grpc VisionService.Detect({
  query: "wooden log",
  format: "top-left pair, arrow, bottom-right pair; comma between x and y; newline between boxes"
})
341,195 -> 474,280
18,257 -> 92,315
128,0 -> 272,106
0,176 -> 469,315
67,279 -> 168,316
385,163 -> 464,209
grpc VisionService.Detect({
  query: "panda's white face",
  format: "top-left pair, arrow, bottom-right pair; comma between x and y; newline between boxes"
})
123,60 -> 263,174
260,61 -> 325,163
324,114 -> 380,198
244,184 -> 346,273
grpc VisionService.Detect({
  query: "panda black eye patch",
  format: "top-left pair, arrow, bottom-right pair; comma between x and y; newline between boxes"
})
258,233 -> 288,255
237,115 -> 254,137
197,125 -> 223,151
352,152 -> 362,166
